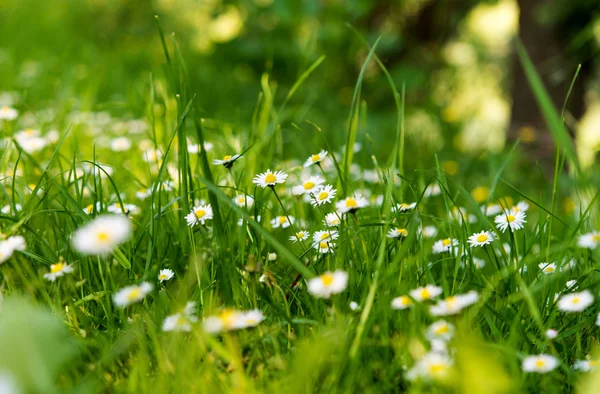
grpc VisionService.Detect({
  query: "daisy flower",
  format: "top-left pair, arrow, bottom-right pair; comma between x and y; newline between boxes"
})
315,241 -> 335,254
158,269 -> 175,282
136,188 -> 152,200
410,285 -> 443,302
324,212 -> 344,227
539,262 -> 557,274
573,359 -> 600,372
391,295 -> 413,310
303,150 -> 328,167
512,201 -> 530,213
271,215 -> 295,229
162,313 -> 198,332
312,230 -> 339,245
421,225 -> 438,238
387,228 -> 408,239
429,291 -> 479,316
290,230 -> 310,243
494,210 -> 526,232
107,202 -> 140,216
467,230 -> 495,248
233,194 -> 254,208
110,137 -> 132,151
336,195 -> 369,213
482,203 -> 503,216
253,169 -> 288,188
72,215 -> 132,255
432,238 -> 459,254
406,352 -> 453,382
307,270 -> 348,298
578,231 -> 600,249
292,176 -> 324,196
311,185 -> 337,206
522,354 -> 558,373
426,320 -> 455,342
203,309 -> 265,334
212,154 -> 241,169
0,105 -> 18,120
185,205 -> 213,226
423,184 -> 441,197
545,329 -> 558,340
392,202 -> 416,213
43,261 -> 74,281
557,290 -> 594,312
113,282 -> 153,308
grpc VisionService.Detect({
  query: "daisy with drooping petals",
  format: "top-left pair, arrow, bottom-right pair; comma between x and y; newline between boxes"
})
113,282 -> 153,307
557,290 -> 594,312
203,309 -> 265,334
158,269 -> 175,282
304,150 -> 328,167
494,210 -> 526,232
162,313 -> 198,332
292,176 -> 324,196
271,215 -> 295,229
429,291 -> 479,316
573,359 -> 600,372
72,215 -> 132,255
578,231 -> 600,249
387,228 -> 408,239
307,270 -> 348,298
311,185 -> 337,206
336,195 -> 369,213
43,260 -> 74,281
324,212 -> 344,227
315,240 -> 335,254
467,230 -> 495,248
391,295 -> 413,310
290,230 -> 310,243
522,354 -> 558,373
185,205 -> 213,226
233,194 -> 254,208
432,238 -> 459,254
253,169 -> 288,188
410,285 -> 443,302
212,154 -> 241,168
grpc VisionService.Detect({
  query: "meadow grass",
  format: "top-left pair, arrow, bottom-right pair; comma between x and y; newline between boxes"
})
1,21 -> 600,394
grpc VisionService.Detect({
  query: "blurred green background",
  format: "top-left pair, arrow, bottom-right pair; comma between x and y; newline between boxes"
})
1,0 -> 600,167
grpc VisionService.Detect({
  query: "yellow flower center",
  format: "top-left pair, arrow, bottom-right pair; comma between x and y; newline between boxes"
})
127,288 -> 141,301
420,288 -> 431,299
219,309 -> 237,328
311,154 -> 320,162
401,296 -> 412,306
396,228 -> 408,236
434,324 -> 449,335
535,360 -> 546,368
51,263 -> 64,274
318,191 -> 329,200
345,198 -> 357,208
319,241 -> 328,249
1,106 -> 8,111
428,363 -> 447,376
331,218 -> 340,225
303,181 -> 315,190
278,216 -> 287,224
476,234 -> 488,243
446,296 -> 457,307
593,235 -> 600,242
223,155 -> 232,161
506,215 -> 515,222
296,232 -> 305,239
195,209 -> 206,219
25,128 -> 35,136
321,273 -> 334,286
97,232 -> 109,242
320,233 -> 330,240
400,203 -> 409,209
264,173 -> 277,184
159,274 -> 168,280
544,266 -> 555,273
442,239 -> 451,246
86,204 -> 94,213
237,197 -> 245,203
572,297 -> 580,304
